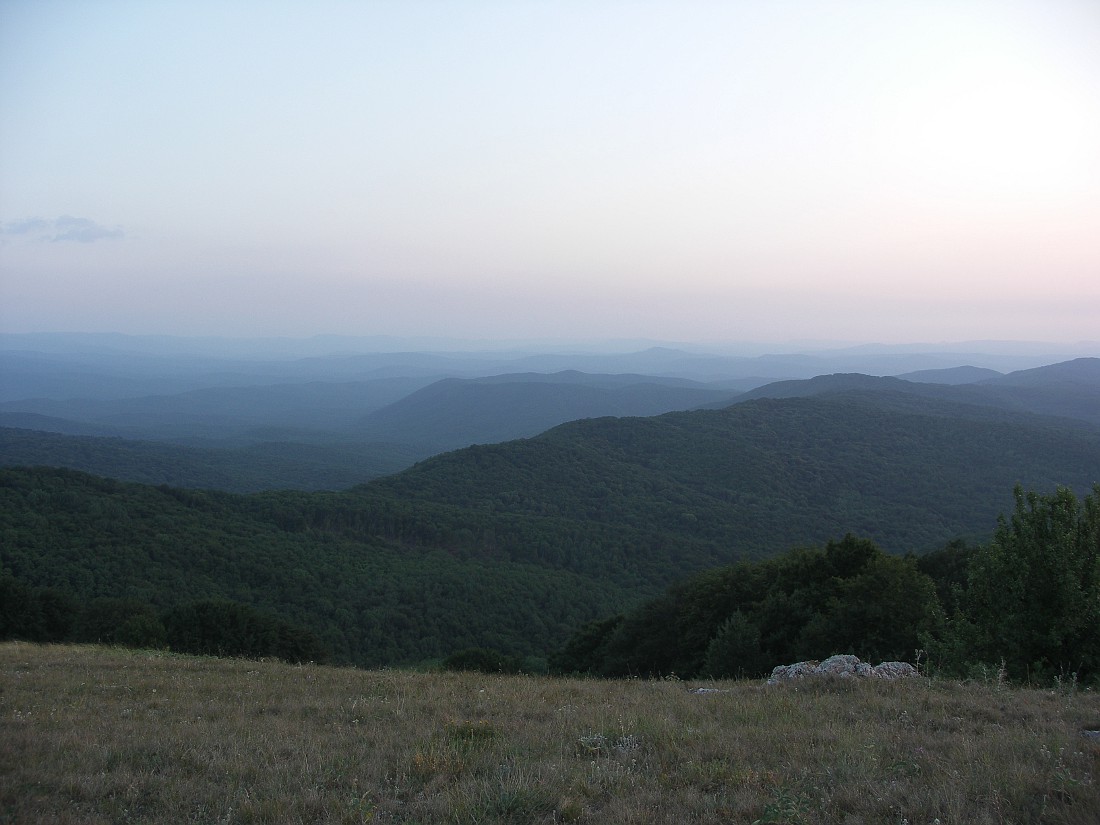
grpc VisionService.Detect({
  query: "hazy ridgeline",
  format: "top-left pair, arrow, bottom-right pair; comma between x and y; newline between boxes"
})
3,337 -> 1098,492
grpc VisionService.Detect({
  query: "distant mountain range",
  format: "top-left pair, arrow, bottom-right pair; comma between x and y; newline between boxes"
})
5,333 -> 1093,401
5,352 -> 1097,489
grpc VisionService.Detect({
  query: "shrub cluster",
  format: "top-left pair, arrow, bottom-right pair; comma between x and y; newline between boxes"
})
551,485 -> 1100,685
549,534 -> 938,678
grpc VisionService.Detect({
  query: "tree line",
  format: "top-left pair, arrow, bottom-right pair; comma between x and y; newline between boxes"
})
0,584 -> 330,664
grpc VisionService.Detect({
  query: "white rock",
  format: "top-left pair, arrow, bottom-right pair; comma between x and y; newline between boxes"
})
766,655 -> 919,684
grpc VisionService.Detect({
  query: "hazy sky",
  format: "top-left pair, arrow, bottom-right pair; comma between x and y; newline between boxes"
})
2,0 -> 1098,344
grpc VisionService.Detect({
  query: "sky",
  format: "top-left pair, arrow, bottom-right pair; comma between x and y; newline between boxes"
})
1,0 -> 1099,345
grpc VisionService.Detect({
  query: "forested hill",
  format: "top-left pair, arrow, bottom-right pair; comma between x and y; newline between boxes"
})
366,391 -> 1100,554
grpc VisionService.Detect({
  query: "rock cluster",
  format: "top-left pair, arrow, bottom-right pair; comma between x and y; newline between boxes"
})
766,654 -> 919,685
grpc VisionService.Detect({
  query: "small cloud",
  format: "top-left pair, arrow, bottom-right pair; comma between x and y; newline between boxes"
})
1,215 -> 125,243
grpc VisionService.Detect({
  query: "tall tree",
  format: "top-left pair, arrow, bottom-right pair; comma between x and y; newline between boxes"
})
957,485 -> 1100,681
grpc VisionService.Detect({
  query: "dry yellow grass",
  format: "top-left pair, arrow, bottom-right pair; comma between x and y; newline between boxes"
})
2,641 -> 1099,824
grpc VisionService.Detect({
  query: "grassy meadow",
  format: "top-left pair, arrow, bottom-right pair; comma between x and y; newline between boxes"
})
2,642 -> 1099,824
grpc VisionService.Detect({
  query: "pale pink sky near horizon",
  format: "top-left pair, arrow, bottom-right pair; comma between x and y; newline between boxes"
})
2,0 -> 1098,344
